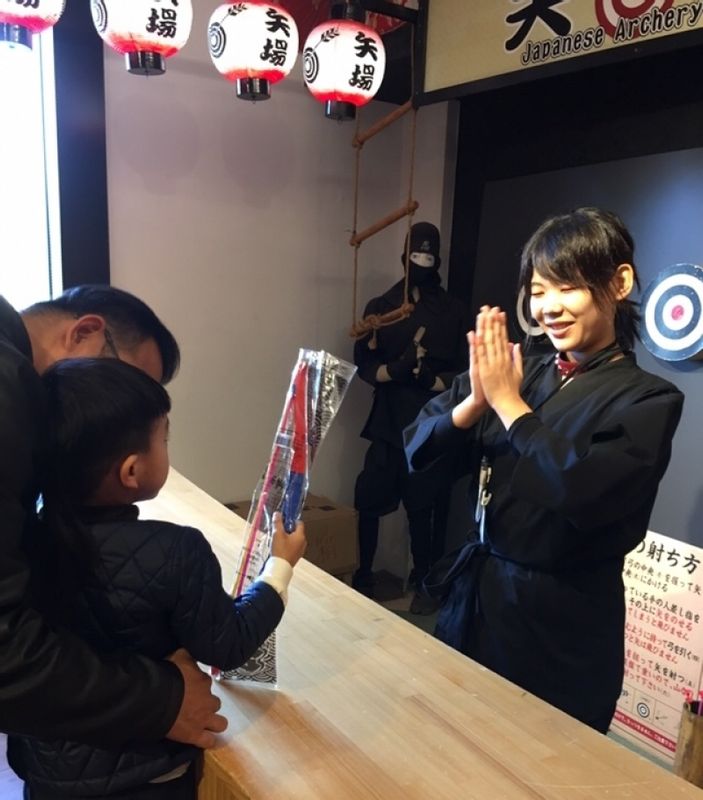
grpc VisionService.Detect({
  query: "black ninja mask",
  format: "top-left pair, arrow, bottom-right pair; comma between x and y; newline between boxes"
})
401,222 -> 441,288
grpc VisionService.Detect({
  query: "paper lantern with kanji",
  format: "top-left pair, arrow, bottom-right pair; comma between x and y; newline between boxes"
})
0,0 -> 65,49
303,17 -> 386,121
208,2 -> 299,102
90,0 -> 193,76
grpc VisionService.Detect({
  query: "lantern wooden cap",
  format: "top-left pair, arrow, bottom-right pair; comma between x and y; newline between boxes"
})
0,22 -> 32,49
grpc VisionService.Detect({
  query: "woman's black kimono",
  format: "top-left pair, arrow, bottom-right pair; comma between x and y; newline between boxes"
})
404,353 -> 683,731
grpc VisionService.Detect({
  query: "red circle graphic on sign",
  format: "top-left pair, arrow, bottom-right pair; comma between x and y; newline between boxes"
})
595,0 -> 675,37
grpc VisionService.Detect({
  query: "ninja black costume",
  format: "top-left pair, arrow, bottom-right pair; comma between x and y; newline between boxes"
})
404,351 -> 683,731
353,223 -> 469,601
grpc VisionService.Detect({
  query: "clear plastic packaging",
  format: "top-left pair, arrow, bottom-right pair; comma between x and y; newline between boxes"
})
217,349 -> 356,684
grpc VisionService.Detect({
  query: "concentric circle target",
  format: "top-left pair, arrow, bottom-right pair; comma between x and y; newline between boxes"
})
641,264 -> 703,361
516,287 -> 544,338
303,48 -> 319,84
595,0 -> 674,37
208,22 -> 226,59
91,0 -> 108,34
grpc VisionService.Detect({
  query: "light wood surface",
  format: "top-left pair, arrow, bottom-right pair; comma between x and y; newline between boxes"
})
141,470 -> 703,800
675,708 -> 703,788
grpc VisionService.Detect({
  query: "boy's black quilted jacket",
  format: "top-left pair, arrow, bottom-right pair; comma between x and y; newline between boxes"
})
8,505 -> 284,797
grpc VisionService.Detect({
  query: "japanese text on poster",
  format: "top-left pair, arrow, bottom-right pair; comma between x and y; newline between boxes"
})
612,529 -> 703,763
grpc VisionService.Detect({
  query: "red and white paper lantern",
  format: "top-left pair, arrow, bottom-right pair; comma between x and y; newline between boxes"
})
0,0 -> 65,49
208,2 -> 298,101
303,12 -> 386,121
90,0 -> 193,76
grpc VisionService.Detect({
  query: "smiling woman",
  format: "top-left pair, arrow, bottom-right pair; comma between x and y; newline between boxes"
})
0,30 -> 62,307
521,208 -> 639,362
404,207 -> 684,735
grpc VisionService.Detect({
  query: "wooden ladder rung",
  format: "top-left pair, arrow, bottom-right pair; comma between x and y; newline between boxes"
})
350,201 -> 419,246
353,100 -> 413,148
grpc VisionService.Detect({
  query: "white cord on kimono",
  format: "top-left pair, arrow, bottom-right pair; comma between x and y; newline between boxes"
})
475,456 -> 492,544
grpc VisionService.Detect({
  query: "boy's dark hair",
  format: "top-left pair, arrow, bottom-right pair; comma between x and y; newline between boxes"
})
42,358 -> 171,508
518,207 -> 641,351
26,285 -> 180,383
37,359 -> 171,600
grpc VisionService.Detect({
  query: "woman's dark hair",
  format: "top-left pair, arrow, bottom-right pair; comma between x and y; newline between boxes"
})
26,285 -> 180,383
518,207 -> 641,350
38,359 -> 171,599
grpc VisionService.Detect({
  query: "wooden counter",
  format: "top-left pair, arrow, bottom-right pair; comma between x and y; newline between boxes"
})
141,470 -> 703,799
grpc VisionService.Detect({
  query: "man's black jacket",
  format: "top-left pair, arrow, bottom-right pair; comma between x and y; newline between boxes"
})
0,296 -> 182,744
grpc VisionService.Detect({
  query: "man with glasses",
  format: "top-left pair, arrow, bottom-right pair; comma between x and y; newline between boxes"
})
0,285 -> 226,751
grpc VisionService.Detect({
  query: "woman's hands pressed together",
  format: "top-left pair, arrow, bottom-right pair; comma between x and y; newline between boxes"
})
453,306 -> 532,432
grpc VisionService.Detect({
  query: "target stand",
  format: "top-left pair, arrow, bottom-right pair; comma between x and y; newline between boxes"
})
641,263 -> 703,361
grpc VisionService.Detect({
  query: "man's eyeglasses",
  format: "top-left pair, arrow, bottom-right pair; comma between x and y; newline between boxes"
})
103,328 -> 120,360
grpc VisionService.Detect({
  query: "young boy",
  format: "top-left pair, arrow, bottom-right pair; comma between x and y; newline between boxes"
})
9,357 -> 306,800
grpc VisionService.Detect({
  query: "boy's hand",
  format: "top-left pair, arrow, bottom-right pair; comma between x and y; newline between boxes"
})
271,512 -> 307,566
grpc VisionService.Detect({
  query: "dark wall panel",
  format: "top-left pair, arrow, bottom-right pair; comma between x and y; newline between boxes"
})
53,0 -> 110,287
447,42 -> 703,306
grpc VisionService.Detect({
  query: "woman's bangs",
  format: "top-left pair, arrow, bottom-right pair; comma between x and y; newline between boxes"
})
530,236 -> 586,287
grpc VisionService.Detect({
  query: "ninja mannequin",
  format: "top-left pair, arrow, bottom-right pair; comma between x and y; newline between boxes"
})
352,222 -> 469,613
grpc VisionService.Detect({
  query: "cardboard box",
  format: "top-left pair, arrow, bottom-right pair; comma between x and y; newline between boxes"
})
227,493 -> 359,578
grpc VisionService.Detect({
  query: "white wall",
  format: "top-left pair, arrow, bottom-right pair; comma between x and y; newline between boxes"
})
104,15 -> 454,575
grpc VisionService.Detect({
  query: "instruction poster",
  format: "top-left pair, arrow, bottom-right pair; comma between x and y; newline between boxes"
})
612,530 -> 703,762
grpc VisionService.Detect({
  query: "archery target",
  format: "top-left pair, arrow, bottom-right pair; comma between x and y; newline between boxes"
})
516,286 -> 544,338
595,1 -> 674,37
641,264 -> 703,361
